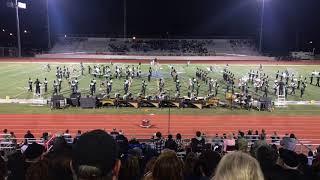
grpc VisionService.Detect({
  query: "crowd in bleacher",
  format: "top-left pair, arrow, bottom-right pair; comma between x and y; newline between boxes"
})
1,128 -> 319,180
51,37 -> 260,56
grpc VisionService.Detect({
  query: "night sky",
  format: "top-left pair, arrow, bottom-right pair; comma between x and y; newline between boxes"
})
1,0 -> 320,54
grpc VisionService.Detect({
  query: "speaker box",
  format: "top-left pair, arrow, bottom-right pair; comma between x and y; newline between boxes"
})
69,93 -> 81,106
80,97 -> 97,108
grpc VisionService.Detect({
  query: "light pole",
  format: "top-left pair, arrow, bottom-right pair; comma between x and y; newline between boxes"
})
46,0 -> 51,49
259,0 -> 265,53
123,0 -> 127,40
15,0 -> 21,57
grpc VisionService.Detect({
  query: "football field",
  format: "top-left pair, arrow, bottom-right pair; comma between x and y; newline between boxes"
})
0,62 -> 319,101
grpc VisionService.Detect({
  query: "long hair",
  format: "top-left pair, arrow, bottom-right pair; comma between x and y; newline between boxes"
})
152,151 -> 183,180
213,151 -> 264,180
119,155 -> 141,180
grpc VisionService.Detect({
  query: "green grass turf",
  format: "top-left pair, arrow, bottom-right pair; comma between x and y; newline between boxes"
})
0,104 -> 319,116
0,62 -> 320,101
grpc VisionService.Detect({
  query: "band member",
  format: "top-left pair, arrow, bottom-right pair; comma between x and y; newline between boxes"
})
53,80 -> 58,95
148,67 -> 152,82
317,73 -> 320,87
300,82 -> 306,98
278,81 -> 285,95
176,79 -> 181,94
89,80 -> 95,96
28,78 -> 33,92
58,78 -> 62,93
92,78 -> 96,94
46,63 -> 51,72
124,79 -> 129,94
159,78 -> 164,93
196,82 -> 200,97
297,76 -> 302,89
275,70 -> 279,79
107,80 -> 112,94
88,66 -> 92,75
44,78 -> 48,93
263,85 -> 268,97
34,78 -> 41,96
141,80 -> 147,96
215,82 -> 219,96
208,79 -> 214,94
71,80 -> 77,93
74,77 -> 79,91
290,81 -> 296,95
310,74 -> 314,85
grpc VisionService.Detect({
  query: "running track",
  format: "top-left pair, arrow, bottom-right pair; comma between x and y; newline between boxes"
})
1,114 -> 320,144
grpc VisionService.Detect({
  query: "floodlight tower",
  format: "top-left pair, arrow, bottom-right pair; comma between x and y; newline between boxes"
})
15,0 -> 21,57
123,0 -> 127,40
259,0 -> 265,53
46,0 -> 51,49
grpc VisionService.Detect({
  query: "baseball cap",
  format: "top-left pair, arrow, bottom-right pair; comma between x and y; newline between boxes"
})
72,129 -> 119,177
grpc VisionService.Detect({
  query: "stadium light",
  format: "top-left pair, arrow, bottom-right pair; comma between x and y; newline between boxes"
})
2,29 -> 5,32
133,36 -> 136,40
23,30 -> 27,33
259,0 -> 266,53
64,34 -> 67,38
46,0 -> 51,49
9,33 -> 13,36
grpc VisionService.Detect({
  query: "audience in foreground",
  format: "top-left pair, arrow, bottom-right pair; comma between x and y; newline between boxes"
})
0,129 -> 320,180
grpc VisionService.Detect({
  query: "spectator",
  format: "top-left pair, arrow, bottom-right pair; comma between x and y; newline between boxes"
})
271,131 -> 280,143
116,134 -> 129,156
236,131 -> 248,152
154,132 -> 165,155
196,150 -> 221,180
278,148 -> 304,180
71,129 -> 121,180
297,153 -> 313,179
0,155 -> 7,180
73,130 -> 82,143
214,151 -> 264,180
2,129 -> 11,143
251,133 -> 268,158
280,133 -> 297,151
110,128 -> 120,138
307,151 -> 314,166
223,133 -> 236,152
175,133 -> 184,152
24,130 -> 35,144
183,152 -> 198,180
191,131 -> 205,153
63,129 -> 72,143
256,145 -> 286,180
119,155 -> 141,180
24,142 -> 45,163
41,132 -> 49,143
165,134 -> 178,151
7,151 -> 25,180
144,156 -> 157,178
9,131 -> 17,145
25,159 -> 49,180
152,151 -> 183,180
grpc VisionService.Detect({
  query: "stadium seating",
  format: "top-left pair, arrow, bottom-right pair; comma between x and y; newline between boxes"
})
50,37 -> 259,56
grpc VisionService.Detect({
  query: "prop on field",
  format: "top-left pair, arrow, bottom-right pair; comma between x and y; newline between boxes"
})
140,119 -> 152,128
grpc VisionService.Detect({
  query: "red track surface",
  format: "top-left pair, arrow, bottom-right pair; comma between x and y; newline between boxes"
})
0,114 -> 319,143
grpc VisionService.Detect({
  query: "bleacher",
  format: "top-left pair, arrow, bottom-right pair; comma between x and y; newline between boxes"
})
50,37 -> 259,56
